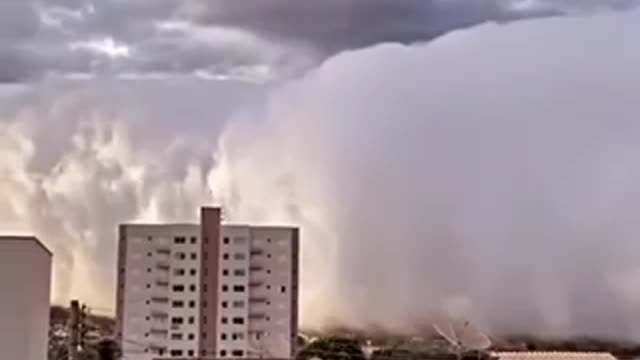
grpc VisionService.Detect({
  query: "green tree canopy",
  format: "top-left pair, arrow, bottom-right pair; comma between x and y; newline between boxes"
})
297,336 -> 366,360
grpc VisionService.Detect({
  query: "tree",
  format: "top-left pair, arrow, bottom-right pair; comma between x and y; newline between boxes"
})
95,339 -> 120,360
297,337 -> 366,360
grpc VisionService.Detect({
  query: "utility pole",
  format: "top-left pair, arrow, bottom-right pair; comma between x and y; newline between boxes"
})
79,304 -> 88,350
69,300 -> 80,360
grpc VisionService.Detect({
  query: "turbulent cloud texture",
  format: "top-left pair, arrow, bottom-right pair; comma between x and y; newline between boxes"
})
0,79 -> 265,307
0,0 -> 638,82
2,3 -> 640,339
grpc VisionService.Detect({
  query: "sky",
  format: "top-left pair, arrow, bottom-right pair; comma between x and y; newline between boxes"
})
2,0 -> 640,339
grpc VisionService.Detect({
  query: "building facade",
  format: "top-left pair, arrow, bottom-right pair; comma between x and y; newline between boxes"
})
116,207 -> 299,360
0,236 -> 52,360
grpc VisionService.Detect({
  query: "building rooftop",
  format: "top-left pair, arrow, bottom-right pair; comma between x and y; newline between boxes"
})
0,235 -> 52,256
491,352 -> 618,360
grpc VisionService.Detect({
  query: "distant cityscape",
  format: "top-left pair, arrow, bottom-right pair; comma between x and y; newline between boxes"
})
2,207 -> 640,360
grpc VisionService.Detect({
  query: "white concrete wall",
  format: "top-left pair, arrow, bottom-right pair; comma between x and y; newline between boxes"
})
0,237 -> 52,360
118,218 -> 298,360
120,225 -> 201,360
217,226 -> 252,358
247,227 -> 296,359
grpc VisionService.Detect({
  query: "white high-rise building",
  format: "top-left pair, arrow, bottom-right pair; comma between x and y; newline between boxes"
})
0,236 -> 52,360
116,207 -> 300,360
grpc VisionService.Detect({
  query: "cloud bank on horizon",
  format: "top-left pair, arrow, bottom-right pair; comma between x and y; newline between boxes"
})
1,0 -> 639,82
2,0 -> 640,340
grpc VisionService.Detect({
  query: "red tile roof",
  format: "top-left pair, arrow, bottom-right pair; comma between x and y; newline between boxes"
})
492,352 -> 618,360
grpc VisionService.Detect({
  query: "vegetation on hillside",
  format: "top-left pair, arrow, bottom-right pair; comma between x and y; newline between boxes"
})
297,336 -> 367,360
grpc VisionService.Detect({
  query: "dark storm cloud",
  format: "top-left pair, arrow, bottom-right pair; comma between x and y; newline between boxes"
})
0,0 -> 638,82
189,0 -> 555,53
0,50 -> 41,83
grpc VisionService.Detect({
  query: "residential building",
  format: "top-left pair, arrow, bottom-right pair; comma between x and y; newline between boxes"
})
116,207 -> 300,360
0,236 -> 52,360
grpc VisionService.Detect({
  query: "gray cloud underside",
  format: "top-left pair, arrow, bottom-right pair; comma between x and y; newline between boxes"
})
1,0 -> 639,82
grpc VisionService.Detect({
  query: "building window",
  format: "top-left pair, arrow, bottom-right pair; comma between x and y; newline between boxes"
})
233,269 -> 246,276
221,333 -> 227,340
220,350 -> 227,357
190,253 -> 197,260
233,237 -> 247,245
175,252 -> 186,260
232,332 -> 245,341
189,284 -> 196,292
188,350 -> 195,356
147,252 -> 152,257
232,350 -> 244,357
147,268 -> 151,273
281,286 -> 286,293
172,301 -> 184,308
232,317 -> 244,325
170,350 -> 183,357
172,285 -> 185,292
203,284 -> 208,292
203,252 -> 208,260
174,237 -> 186,244
190,268 -> 197,276
232,300 -> 245,309
190,237 -> 197,244
223,253 -> 229,260
188,333 -> 195,340
222,269 -> 229,276
222,285 -> 229,292
233,253 -> 246,261
174,268 -> 185,276
147,236 -> 153,241
202,332 -> 207,340
203,301 -> 207,308
188,316 -> 195,324
171,333 -> 183,340
267,238 -> 271,243
203,316 -> 207,324
222,317 -> 228,324
171,317 -> 184,325
222,301 -> 228,308
233,285 -> 245,293
189,300 -> 196,308
223,237 -> 230,244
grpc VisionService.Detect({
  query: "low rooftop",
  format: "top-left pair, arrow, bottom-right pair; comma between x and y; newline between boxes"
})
492,352 -> 618,360
0,235 -> 52,256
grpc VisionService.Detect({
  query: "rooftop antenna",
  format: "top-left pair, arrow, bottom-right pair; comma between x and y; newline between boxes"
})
433,314 -> 492,360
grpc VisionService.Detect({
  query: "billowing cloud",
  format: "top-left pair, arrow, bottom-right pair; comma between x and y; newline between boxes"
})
0,78 -> 266,308
209,8 -> 640,338
0,0 -> 638,82
2,5 -> 640,340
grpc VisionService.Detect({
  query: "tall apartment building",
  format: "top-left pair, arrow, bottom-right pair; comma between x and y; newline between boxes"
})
0,236 -> 52,360
116,207 -> 299,360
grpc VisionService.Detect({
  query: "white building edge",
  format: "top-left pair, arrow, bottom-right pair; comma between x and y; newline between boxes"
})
0,236 -> 52,360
